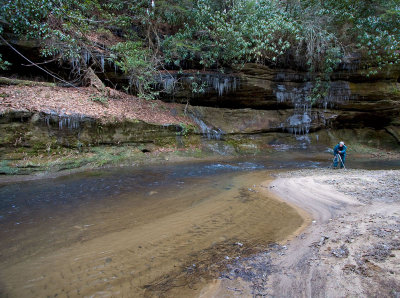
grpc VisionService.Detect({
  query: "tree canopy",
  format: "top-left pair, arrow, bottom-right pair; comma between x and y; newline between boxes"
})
1,0 -> 399,97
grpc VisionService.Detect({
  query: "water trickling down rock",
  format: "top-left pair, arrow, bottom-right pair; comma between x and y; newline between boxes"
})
275,81 -> 351,136
189,111 -> 224,140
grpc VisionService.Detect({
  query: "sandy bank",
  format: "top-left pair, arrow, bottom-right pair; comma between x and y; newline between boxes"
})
204,169 -> 400,297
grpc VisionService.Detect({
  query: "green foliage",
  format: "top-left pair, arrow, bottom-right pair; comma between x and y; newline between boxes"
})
89,94 -> 108,105
0,0 -> 83,59
110,41 -> 158,99
189,77 -> 207,94
163,0 -> 399,73
177,123 -> 192,136
163,0 -> 330,70
1,0 -> 399,99
1,0 -> 54,37
156,1 -> 192,26
0,54 -> 11,70
308,0 -> 399,72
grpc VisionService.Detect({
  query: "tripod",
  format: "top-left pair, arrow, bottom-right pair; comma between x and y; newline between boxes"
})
331,154 -> 346,169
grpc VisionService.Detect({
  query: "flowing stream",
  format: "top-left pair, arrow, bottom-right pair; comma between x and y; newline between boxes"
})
0,156 -> 399,297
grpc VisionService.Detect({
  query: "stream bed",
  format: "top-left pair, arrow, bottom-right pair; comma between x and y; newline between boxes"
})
0,155 -> 399,297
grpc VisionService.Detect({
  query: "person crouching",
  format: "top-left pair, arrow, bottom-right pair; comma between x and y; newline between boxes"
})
333,141 -> 347,168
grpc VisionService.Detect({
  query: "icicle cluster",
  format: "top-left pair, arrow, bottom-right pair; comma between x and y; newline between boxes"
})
275,81 -> 350,136
156,73 -> 239,97
207,75 -> 239,97
44,112 -> 83,130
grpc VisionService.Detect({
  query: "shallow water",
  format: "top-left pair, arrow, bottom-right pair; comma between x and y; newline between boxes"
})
347,158 -> 400,170
0,155 -> 399,297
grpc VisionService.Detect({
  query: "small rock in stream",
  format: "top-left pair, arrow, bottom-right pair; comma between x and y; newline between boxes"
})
319,235 -> 329,246
332,245 -> 349,258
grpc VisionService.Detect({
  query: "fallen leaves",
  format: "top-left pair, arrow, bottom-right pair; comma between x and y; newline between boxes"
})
0,85 -> 195,126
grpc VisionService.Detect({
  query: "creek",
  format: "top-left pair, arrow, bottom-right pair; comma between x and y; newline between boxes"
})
0,154 -> 399,297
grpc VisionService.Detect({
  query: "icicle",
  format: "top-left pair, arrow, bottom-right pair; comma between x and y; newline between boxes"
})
100,55 -> 105,71
83,50 -> 91,65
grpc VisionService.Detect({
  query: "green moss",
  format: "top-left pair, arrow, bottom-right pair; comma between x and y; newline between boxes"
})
32,142 -> 47,151
175,147 -> 207,158
0,77 -> 56,87
224,138 -> 242,148
177,123 -> 196,136
0,160 -> 19,175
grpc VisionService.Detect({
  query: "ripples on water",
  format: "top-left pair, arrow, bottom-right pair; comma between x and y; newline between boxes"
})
0,156 -> 399,297
1,155 -> 399,229
0,159 -> 322,223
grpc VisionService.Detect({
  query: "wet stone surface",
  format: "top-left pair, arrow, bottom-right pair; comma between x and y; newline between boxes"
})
223,244 -> 286,296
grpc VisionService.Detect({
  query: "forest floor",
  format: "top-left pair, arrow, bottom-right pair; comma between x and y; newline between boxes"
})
202,169 -> 400,297
0,84 -> 193,125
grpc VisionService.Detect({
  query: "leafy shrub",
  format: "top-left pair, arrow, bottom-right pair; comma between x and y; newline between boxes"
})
1,0 -> 399,100
89,94 -> 108,105
110,41 -> 158,99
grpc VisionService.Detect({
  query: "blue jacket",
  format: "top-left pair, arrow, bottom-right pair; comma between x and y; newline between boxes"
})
333,144 -> 347,156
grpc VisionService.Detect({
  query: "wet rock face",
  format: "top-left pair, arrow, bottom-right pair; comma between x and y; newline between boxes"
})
0,111 -> 184,150
187,106 -> 335,135
159,64 -> 399,109
158,63 -> 400,138
1,64 -> 399,156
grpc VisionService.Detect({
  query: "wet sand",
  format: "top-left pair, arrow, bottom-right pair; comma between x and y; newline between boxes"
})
0,170 -> 305,297
207,169 -> 400,297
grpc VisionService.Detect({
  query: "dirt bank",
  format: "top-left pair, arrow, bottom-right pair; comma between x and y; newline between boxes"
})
203,169 -> 400,297
0,84 -> 193,125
